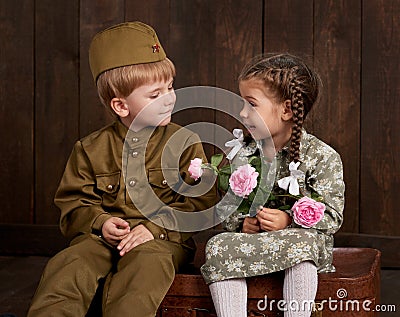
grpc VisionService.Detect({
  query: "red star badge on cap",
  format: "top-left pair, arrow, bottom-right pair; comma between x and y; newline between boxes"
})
152,43 -> 160,53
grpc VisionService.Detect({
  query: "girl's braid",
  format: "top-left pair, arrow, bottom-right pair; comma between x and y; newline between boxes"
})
258,66 -> 306,163
288,71 -> 305,163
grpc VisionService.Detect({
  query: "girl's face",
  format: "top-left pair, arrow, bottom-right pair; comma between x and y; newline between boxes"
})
239,79 -> 292,147
121,77 -> 176,130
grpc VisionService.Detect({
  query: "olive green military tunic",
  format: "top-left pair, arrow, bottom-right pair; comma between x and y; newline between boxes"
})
28,120 -> 216,317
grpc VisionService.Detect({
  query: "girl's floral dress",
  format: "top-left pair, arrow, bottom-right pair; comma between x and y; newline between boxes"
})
201,130 -> 345,284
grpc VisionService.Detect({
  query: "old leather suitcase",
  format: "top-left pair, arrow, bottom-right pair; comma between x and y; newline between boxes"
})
86,231 -> 380,317
156,247 -> 381,317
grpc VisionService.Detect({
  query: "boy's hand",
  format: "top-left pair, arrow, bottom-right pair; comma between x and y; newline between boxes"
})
101,217 -> 130,246
256,208 -> 292,231
242,217 -> 261,234
117,224 -> 154,256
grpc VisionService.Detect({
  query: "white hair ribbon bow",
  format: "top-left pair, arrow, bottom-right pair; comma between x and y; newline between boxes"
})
277,161 -> 305,195
225,129 -> 244,160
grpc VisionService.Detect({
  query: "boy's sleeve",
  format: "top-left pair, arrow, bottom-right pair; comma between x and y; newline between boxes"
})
307,151 -> 345,234
55,141 -> 112,240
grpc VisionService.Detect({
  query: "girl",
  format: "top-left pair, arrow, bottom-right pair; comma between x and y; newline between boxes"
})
201,53 -> 345,317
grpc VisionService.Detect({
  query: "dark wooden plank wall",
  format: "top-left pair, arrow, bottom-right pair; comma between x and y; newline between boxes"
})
361,0 -> 400,235
313,0 -> 361,233
0,0 -> 35,224
35,0 -> 80,224
0,0 -> 399,237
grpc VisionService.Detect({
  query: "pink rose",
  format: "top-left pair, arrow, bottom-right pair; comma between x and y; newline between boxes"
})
292,196 -> 325,228
229,164 -> 259,198
188,158 -> 203,180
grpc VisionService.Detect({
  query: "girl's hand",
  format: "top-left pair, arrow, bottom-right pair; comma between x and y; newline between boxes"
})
242,217 -> 261,234
117,224 -> 154,256
102,217 -> 131,246
256,208 -> 292,231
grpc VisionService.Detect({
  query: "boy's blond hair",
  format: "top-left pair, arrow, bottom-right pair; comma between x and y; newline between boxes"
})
97,58 -> 176,112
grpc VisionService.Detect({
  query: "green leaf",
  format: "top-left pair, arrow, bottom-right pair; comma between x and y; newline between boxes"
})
218,173 -> 230,191
248,191 -> 255,202
237,200 -> 250,213
210,165 -> 219,175
278,205 -> 291,210
248,156 -> 259,164
211,154 -> 224,167
219,165 -> 232,175
310,192 -> 324,202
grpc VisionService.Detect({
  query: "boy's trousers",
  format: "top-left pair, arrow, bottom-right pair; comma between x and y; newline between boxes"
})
27,233 -> 192,317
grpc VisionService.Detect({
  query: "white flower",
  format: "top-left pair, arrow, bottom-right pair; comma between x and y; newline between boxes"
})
206,238 -> 228,258
224,258 -> 245,272
235,243 -> 256,256
250,260 -> 265,273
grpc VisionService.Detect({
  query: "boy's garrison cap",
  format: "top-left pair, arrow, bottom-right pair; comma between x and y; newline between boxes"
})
89,21 -> 166,82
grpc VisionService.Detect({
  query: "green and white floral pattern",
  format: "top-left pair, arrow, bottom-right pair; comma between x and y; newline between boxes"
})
201,130 -> 345,284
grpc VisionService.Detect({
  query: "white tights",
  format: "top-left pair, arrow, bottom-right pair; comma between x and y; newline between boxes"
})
209,278 -> 247,317
283,261 -> 318,316
209,261 -> 317,317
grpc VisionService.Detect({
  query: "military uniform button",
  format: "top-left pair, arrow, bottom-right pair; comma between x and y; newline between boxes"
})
132,137 -> 139,142
162,179 -> 167,185
106,184 -> 114,191
159,233 -> 166,240
131,151 -> 138,158
128,179 -> 136,187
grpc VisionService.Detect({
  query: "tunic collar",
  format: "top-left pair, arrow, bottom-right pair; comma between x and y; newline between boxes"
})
115,120 -> 165,149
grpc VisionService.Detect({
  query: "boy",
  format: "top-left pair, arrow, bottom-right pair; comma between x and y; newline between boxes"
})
28,21 -> 216,317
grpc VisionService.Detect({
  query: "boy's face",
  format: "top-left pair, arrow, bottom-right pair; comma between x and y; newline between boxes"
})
121,77 -> 175,130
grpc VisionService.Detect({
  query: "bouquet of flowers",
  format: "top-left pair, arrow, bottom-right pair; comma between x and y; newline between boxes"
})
188,129 -> 325,228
